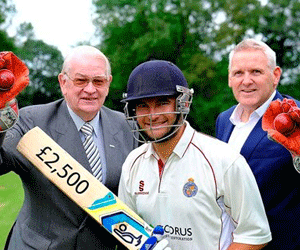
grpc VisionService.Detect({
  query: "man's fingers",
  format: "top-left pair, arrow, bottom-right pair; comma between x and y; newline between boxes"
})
153,239 -> 169,250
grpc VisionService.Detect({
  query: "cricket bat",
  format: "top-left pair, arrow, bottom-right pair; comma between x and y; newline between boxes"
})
16,126 -> 154,250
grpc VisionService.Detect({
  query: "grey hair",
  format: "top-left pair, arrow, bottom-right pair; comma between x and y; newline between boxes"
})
229,39 -> 277,70
61,45 -> 111,77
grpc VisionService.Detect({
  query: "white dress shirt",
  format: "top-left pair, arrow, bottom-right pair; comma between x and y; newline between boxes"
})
228,91 -> 276,152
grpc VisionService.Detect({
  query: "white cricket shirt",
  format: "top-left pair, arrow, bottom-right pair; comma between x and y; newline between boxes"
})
119,122 -> 271,249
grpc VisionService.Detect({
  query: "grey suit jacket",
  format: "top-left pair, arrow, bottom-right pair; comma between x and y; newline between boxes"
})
0,99 -> 137,250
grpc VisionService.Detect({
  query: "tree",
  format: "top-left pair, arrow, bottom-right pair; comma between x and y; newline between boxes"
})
93,0 -> 224,134
14,23 -> 64,107
92,0 -> 300,135
0,0 -> 16,52
0,1 -> 64,109
257,0 -> 300,98
215,0 -> 300,105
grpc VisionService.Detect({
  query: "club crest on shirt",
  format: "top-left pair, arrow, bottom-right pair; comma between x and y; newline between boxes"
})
183,178 -> 198,197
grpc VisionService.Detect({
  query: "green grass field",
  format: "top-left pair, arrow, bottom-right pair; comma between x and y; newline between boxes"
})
0,172 -> 24,250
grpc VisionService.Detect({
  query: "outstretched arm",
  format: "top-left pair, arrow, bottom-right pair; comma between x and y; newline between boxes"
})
0,51 -> 29,133
262,98 -> 300,173
0,51 -> 29,169
0,51 -> 29,110
228,243 -> 267,250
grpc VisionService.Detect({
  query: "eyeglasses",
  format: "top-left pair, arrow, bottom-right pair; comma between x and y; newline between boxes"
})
64,72 -> 109,88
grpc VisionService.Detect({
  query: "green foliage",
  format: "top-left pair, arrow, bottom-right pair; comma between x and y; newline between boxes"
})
0,0 -> 15,25
212,0 -> 262,49
256,0 -> 300,75
0,29 -> 15,51
0,0 -> 299,133
13,23 -> 64,108
93,0 -> 223,130
16,38 -> 64,107
0,173 -> 24,249
93,0 -> 300,135
0,0 -> 299,135
1,0 -> 300,247
0,0 -> 16,52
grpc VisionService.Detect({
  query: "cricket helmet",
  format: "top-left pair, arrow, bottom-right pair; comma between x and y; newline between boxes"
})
122,60 -> 194,143
122,60 -> 189,102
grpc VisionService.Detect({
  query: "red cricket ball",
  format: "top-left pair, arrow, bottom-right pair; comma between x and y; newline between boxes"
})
273,113 -> 296,135
0,69 -> 15,90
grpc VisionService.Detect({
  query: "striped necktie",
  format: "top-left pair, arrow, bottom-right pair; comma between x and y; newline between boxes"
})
81,123 -> 103,182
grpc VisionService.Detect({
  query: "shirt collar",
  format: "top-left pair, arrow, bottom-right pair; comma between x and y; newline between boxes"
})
144,121 -> 195,159
230,91 -> 276,125
67,105 -> 101,138
173,122 -> 195,158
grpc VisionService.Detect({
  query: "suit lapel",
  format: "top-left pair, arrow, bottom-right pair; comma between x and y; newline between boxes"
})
218,106 -> 235,143
100,108 -> 119,183
240,119 -> 266,160
240,91 -> 284,160
51,101 -> 92,173
223,122 -> 235,143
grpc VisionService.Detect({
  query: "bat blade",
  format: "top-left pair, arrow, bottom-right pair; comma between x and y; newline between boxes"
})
16,126 -> 153,250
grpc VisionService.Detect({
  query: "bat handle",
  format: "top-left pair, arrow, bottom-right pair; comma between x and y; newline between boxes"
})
140,225 -> 166,250
140,236 -> 158,250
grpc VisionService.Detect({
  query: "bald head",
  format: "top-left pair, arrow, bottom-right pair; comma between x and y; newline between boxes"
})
62,46 -> 111,77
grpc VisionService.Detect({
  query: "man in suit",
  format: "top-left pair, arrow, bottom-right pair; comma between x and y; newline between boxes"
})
216,39 -> 300,249
0,46 -> 138,249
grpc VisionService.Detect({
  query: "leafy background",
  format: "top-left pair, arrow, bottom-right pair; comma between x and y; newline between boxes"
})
1,0 -> 300,248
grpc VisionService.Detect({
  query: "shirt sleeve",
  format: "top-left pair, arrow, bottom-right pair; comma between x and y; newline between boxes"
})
223,156 -> 272,245
118,158 -> 137,212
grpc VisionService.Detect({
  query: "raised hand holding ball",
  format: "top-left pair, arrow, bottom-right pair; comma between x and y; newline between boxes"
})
0,51 -> 29,109
0,51 -> 29,132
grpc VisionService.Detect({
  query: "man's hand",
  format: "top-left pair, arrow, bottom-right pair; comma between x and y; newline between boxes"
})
262,98 -> 300,173
140,226 -> 171,250
0,51 -> 29,109
0,98 -> 18,132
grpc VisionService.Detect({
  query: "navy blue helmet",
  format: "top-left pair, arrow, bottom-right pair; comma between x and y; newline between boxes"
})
123,60 -> 193,143
122,60 -> 189,102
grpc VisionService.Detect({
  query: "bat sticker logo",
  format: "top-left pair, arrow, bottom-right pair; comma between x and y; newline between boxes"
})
101,212 -> 151,247
88,192 -> 117,210
114,224 -> 143,246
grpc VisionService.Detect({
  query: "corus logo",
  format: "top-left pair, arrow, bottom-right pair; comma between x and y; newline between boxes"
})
164,225 -> 192,237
